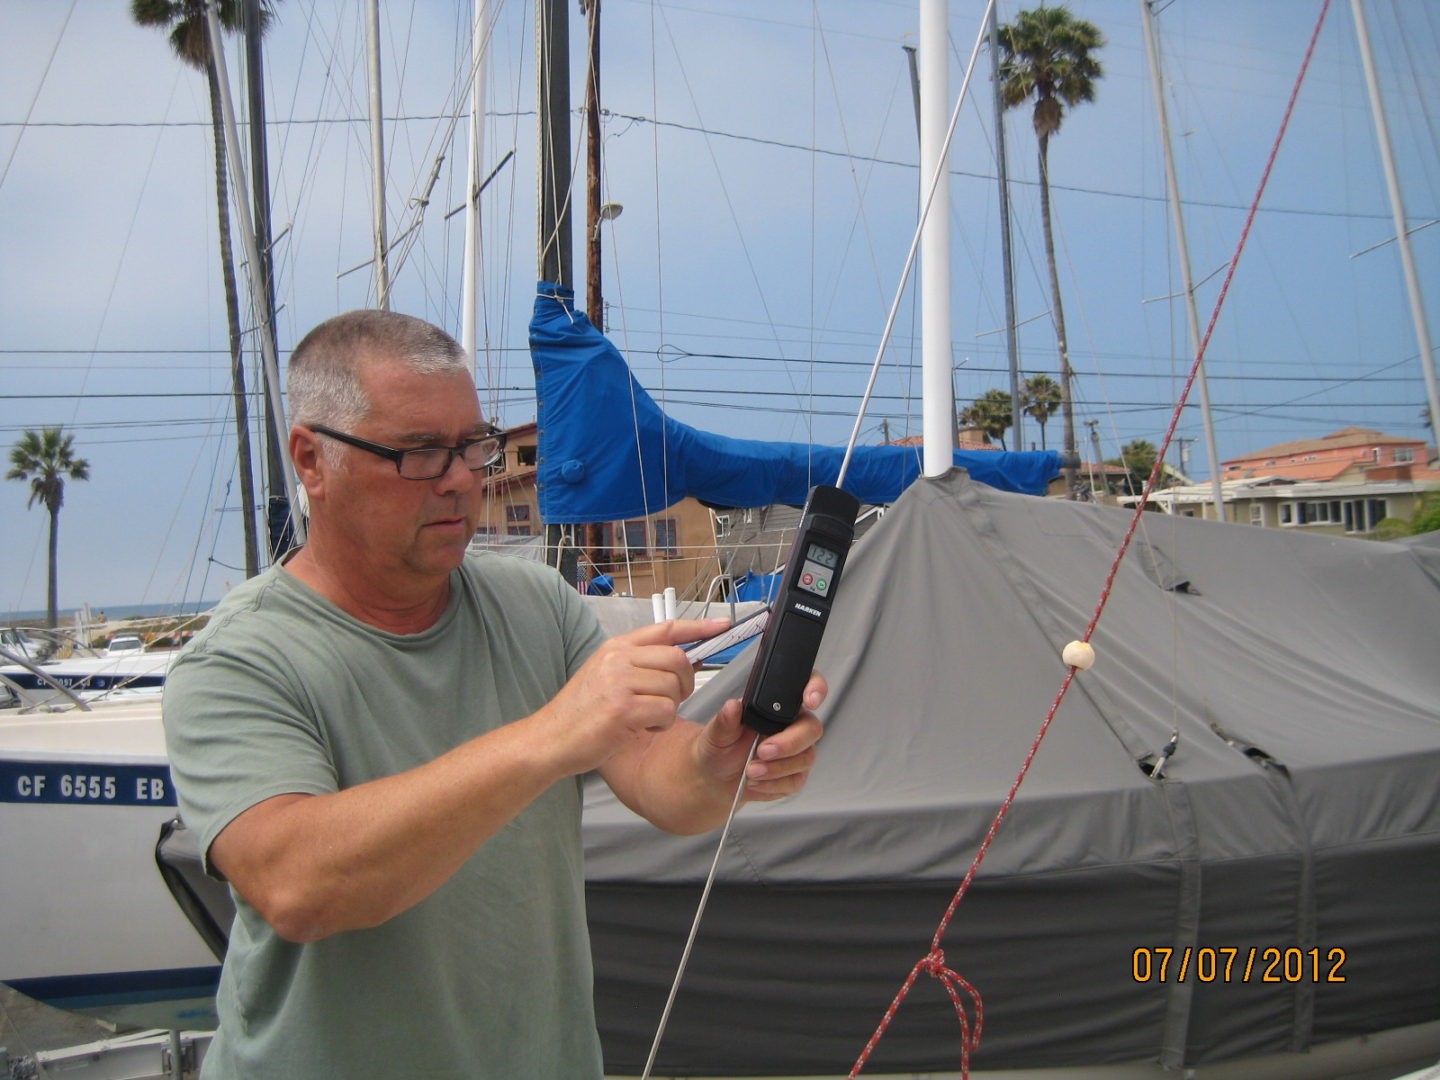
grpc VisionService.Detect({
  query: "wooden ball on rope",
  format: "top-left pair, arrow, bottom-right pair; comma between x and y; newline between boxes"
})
1062,640 -> 1095,670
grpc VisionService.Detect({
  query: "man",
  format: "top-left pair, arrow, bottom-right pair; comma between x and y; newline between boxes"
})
163,309 -> 827,1078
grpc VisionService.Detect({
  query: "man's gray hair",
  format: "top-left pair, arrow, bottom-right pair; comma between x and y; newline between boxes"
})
288,310 -> 471,431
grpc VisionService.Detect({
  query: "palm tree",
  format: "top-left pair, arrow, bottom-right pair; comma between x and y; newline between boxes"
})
8,428 -> 91,629
1021,373 -> 1063,450
132,0 -> 274,578
1107,438 -> 1159,495
998,6 -> 1105,498
961,388 -> 1015,450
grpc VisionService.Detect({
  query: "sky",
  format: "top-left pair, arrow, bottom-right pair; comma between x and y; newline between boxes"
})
1,0 -> 1437,614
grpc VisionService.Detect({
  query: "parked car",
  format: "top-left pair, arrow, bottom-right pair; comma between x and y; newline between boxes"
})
105,634 -> 145,657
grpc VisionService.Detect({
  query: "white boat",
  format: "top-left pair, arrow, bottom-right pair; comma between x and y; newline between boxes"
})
0,699 -> 220,1032
0,649 -> 176,710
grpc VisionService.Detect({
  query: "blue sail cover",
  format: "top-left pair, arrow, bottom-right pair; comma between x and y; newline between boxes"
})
529,284 -> 1061,524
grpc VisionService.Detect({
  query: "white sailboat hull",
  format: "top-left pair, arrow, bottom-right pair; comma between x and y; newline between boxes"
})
0,702 -> 220,1031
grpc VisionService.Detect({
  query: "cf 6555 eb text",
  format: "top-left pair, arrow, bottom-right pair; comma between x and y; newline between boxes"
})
1132,946 -> 1347,984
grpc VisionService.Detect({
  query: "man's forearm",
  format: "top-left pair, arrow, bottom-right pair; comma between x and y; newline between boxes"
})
210,717 -> 566,942
600,717 -> 751,836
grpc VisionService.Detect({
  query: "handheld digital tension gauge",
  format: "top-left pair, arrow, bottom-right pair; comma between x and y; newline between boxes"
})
740,484 -> 859,735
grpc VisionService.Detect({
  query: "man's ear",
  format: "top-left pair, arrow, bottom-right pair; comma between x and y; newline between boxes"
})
290,426 -> 326,500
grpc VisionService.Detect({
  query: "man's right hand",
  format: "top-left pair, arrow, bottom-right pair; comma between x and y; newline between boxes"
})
530,618 -> 730,777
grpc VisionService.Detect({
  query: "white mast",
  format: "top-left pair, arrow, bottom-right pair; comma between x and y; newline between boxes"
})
1139,0 -> 1226,519
920,0 -> 954,477
462,0 -> 488,384
1351,0 -> 1440,449
367,0 -> 391,310
204,7 -> 305,544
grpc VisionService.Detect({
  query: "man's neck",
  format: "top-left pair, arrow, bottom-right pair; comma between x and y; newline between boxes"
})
283,543 -> 452,635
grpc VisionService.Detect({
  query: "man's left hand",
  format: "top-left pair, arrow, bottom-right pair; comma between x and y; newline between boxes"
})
694,673 -> 827,802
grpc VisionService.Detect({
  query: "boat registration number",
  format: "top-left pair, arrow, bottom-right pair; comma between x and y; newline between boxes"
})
0,762 -> 176,806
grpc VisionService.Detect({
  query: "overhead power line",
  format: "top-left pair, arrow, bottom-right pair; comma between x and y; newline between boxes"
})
0,110 -> 1404,223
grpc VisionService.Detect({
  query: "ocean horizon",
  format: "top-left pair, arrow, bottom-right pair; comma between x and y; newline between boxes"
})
0,600 -> 220,625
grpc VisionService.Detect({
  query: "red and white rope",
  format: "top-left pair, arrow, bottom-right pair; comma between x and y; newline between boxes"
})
847,4 -> 1334,1075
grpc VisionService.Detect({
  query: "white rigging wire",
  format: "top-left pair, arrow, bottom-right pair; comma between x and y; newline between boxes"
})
638,734 -> 760,1080
0,0 -> 79,191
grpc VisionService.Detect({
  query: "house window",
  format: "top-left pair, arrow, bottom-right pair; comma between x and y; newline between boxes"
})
506,505 -> 530,522
507,525 -> 532,537
654,517 -> 679,556
474,525 -> 497,536
1283,498 -> 1377,528
1249,504 -> 1265,526
1396,447 -> 1416,464
518,444 -> 538,467
622,519 -> 647,555
1338,498 -> 1390,533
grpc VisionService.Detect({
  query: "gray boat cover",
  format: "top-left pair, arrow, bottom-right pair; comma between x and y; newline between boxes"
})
581,468 -> 1440,1075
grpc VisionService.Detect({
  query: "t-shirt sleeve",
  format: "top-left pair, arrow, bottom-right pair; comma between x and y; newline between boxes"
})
163,637 -> 339,874
554,568 -> 607,678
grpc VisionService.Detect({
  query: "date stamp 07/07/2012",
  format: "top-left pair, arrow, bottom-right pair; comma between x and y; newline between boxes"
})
1132,946 -> 1347,984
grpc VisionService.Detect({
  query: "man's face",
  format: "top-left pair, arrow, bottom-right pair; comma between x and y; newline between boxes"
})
317,358 -> 487,584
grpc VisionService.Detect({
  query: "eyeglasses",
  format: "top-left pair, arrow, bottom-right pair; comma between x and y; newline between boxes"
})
309,424 -> 506,480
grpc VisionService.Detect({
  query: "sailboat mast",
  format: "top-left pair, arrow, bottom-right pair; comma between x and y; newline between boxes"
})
462,0 -> 488,383
204,6 -> 305,545
537,0 -> 573,289
1139,0 -> 1226,519
243,0 -> 290,559
989,7 -> 1022,448
366,0 -> 391,311
1350,0 -> 1440,446
919,0 -> 955,476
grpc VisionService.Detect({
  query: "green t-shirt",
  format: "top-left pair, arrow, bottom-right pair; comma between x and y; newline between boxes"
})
163,552 -> 608,1079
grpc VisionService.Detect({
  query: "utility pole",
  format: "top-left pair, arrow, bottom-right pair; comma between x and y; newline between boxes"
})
1174,436 -> 1195,477
1086,419 -> 1102,494
582,0 -> 605,332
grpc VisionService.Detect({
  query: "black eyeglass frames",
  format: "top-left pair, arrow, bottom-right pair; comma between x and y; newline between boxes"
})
308,424 -> 506,480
